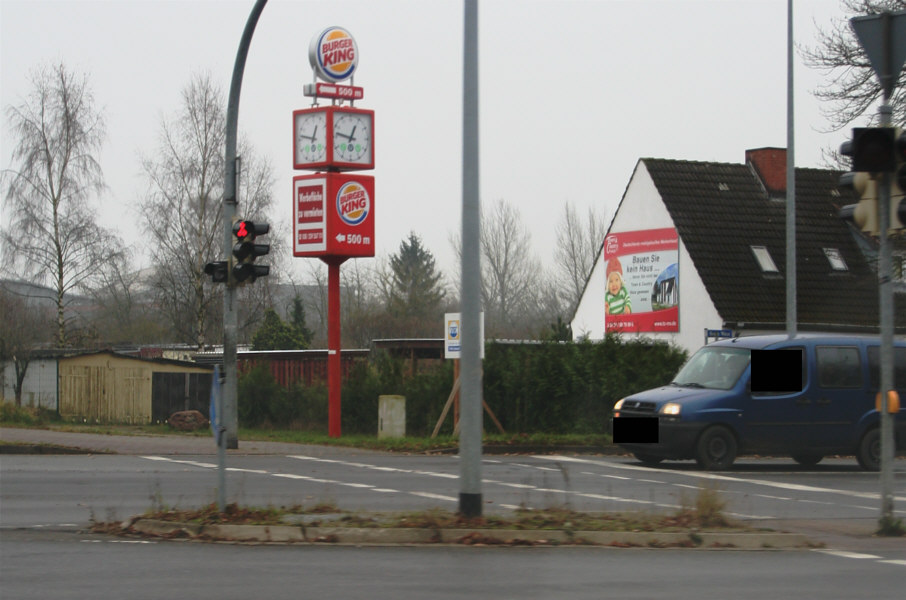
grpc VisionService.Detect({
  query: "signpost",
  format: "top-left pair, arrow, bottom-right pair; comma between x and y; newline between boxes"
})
848,10 -> 906,531
292,27 -> 375,438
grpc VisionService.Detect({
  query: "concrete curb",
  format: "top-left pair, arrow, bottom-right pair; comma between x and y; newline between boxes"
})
127,519 -> 811,549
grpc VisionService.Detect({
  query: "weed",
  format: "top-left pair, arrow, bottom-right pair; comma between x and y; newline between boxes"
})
877,515 -> 906,537
674,482 -> 729,528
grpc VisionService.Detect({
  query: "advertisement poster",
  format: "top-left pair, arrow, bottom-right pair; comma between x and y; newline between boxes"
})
603,227 -> 679,333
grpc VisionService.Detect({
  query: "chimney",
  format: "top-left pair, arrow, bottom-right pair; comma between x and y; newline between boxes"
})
746,147 -> 787,196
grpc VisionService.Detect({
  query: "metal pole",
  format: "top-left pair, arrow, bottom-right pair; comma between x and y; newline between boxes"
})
877,10 -> 895,530
785,0 -> 796,337
223,0 -> 268,449
459,0 -> 482,518
324,257 -> 346,438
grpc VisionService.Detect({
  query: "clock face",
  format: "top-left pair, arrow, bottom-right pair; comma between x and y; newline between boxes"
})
295,111 -> 327,164
332,112 -> 372,164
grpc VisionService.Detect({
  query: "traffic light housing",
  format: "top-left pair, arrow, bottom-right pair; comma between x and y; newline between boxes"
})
839,127 -> 906,234
891,129 -> 906,230
841,127 -> 897,173
204,260 -> 229,284
838,170 -> 879,235
231,219 -> 271,284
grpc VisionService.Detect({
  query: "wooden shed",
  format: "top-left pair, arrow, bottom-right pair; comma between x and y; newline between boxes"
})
58,351 -> 213,424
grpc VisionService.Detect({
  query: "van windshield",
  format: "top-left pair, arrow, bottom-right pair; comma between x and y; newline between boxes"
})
672,347 -> 751,390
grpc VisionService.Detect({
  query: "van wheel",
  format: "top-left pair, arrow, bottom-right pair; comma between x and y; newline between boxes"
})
856,428 -> 881,471
695,426 -> 737,470
633,452 -> 664,466
791,453 -> 823,467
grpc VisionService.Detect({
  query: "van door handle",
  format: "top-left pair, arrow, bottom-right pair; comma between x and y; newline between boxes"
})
795,398 -> 811,405
817,397 -> 831,405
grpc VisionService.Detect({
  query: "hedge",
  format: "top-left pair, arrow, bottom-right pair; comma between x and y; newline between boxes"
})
238,335 -> 687,435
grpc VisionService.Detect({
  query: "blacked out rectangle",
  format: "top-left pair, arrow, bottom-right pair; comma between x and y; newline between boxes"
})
751,349 -> 803,392
612,417 -> 658,443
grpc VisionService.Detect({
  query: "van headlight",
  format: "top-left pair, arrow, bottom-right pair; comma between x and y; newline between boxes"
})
660,402 -> 681,416
613,399 -> 625,410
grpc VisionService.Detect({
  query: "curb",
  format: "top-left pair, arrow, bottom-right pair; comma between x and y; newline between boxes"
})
127,519 -> 811,549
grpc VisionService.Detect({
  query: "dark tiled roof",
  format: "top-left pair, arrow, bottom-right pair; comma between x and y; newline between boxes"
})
642,158 -> 904,332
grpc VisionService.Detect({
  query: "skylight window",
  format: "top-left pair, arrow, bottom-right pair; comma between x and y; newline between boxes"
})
750,246 -> 779,273
823,248 -> 848,271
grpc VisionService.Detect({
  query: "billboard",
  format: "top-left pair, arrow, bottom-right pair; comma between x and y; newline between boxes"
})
293,172 -> 375,258
603,227 -> 679,333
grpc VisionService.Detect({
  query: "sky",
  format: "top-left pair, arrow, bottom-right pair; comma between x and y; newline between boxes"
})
0,0 -> 861,286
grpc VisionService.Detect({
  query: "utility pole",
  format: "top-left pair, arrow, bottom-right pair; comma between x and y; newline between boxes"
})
222,0 -> 268,449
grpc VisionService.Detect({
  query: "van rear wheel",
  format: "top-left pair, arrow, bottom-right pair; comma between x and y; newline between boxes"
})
856,428 -> 881,471
695,426 -> 737,470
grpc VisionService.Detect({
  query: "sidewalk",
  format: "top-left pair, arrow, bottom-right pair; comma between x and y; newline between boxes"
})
0,427 -> 371,456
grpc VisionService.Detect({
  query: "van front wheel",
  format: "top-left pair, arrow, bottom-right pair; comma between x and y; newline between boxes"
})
695,426 -> 737,470
856,428 -> 881,471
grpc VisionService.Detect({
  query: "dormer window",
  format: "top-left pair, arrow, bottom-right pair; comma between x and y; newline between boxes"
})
750,245 -> 779,273
823,248 -> 848,272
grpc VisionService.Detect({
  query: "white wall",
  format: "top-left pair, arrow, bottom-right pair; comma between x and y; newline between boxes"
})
1,359 -> 58,409
571,161 -> 724,355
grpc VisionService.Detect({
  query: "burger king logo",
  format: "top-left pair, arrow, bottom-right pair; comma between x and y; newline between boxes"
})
336,181 -> 370,226
309,27 -> 358,83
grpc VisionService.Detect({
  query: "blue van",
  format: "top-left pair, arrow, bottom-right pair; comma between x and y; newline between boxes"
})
612,334 -> 906,470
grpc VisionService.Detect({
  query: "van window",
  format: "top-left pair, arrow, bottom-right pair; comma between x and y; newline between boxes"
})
816,346 -> 862,389
867,346 -> 906,390
752,347 -> 805,396
672,347 -> 750,390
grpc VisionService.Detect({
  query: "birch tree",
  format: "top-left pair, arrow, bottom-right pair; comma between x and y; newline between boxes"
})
2,63 -> 123,346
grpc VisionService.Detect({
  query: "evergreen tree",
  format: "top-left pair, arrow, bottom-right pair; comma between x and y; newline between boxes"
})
251,308 -> 307,350
387,232 -> 446,320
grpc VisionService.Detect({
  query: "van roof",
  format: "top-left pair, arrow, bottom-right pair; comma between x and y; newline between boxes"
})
708,333 -> 904,350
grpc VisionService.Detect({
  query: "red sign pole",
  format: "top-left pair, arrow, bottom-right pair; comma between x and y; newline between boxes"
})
323,256 -> 347,437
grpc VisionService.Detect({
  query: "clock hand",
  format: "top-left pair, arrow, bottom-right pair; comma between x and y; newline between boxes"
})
337,126 -> 357,142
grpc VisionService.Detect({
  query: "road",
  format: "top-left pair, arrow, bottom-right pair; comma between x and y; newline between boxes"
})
1,431 -> 904,598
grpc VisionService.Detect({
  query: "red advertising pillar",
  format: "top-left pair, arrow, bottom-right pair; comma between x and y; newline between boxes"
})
293,27 -> 374,439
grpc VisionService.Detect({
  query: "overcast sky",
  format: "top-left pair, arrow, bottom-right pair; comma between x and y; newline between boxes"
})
1,0 -> 859,285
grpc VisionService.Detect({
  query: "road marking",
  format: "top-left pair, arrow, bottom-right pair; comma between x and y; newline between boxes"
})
815,549 -> 881,560
878,560 -> 906,566
539,455 -> 906,502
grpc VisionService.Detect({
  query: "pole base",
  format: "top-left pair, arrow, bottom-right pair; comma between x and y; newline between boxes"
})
459,492 -> 482,518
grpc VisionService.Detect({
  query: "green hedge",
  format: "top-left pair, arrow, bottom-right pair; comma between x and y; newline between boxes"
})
238,336 -> 687,435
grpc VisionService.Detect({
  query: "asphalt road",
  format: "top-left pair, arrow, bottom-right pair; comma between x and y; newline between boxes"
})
1,429 -> 905,599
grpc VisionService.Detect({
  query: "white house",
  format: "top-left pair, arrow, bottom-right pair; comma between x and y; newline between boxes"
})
572,148 -> 905,354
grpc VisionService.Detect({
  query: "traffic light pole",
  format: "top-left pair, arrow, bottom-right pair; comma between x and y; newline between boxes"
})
222,0 -> 268,450
877,103 -> 895,529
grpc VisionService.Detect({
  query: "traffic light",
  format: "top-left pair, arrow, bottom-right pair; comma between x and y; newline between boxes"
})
231,219 -> 270,284
841,127 -> 897,173
838,170 -> 879,235
204,260 -> 229,284
891,129 -> 906,230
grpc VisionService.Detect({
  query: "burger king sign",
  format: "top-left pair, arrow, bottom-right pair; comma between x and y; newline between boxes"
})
293,172 -> 375,258
309,27 -> 358,83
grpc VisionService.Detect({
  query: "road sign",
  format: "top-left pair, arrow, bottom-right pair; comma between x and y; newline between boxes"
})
851,11 -> 906,98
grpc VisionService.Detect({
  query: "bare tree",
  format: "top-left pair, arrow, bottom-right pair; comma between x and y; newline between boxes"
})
2,63 -> 124,346
479,199 -> 542,336
139,73 -> 275,349
554,202 -> 608,314
801,0 -> 906,137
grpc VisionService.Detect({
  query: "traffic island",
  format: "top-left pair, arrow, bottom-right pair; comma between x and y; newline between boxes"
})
98,504 -> 815,549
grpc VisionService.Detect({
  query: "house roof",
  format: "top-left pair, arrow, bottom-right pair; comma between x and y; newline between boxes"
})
640,157 -> 905,332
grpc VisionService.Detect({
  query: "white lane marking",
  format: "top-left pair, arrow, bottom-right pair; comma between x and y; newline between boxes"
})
814,549 -> 881,560
289,455 -> 775,518
538,455 -> 906,502
409,492 -> 457,502
878,560 -> 906,566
